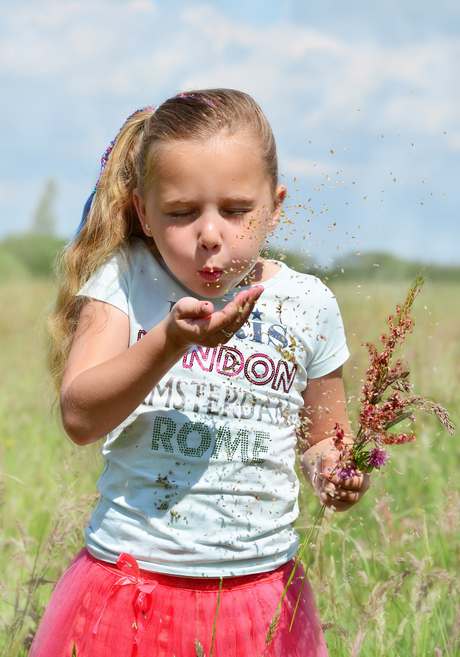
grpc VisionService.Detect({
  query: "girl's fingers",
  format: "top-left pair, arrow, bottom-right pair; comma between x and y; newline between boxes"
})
329,472 -> 371,492
173,297 -> 215,320
319,470 -> 370,511
320,494 -> 359,512
316,452 -> 370,493
214,286 -> 264,335
320,484 -> 362,510
169,286 -> 264,347
323,484 -> 361,502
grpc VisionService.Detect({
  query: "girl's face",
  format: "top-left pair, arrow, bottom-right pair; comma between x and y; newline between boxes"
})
133,134 -> 286,298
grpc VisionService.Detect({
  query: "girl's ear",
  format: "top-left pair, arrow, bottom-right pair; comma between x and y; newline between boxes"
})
133,189 -> 152,236
269,184 -> 287,232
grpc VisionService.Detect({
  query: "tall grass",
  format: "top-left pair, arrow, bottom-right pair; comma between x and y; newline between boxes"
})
0,276 -> 458,655
0,279 -> 98,655
299,277 -> 460,655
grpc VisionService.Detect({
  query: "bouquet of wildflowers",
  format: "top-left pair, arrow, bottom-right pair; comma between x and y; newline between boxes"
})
332,271 -> 454,480
267,271 -> 454,646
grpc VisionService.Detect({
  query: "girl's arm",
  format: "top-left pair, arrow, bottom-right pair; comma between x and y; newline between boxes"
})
299,367 -> 370,512
61,286 -> 262,446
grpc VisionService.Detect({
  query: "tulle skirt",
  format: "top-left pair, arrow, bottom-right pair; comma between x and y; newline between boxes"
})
29,549 -> 328,657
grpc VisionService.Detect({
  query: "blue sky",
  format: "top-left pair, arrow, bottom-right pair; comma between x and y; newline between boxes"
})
1,0 -> 459,267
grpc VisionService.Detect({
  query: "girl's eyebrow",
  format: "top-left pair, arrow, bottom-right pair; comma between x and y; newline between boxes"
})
161,196 -> 257,208
161,199 -> 194,209
221,196 -> 257,205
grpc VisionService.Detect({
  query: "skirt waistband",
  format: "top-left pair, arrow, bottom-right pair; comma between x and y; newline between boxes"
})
88,549 -> 293,592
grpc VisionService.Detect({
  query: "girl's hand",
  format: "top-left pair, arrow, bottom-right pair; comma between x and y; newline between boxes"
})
299,369 -> 370,512
314,452 -> 370,512
166,285 -> 263,351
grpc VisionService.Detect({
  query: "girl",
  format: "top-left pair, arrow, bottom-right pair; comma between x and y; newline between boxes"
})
31,89 -> 369,657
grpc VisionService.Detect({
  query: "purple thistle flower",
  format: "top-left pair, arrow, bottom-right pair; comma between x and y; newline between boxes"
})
367,448 -> 390,469
335,464 -> 357,481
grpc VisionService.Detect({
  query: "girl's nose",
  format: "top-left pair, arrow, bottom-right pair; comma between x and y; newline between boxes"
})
196,216 -> 222,251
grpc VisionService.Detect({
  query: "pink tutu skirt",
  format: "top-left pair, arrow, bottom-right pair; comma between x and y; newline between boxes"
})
29,549 -> 328,657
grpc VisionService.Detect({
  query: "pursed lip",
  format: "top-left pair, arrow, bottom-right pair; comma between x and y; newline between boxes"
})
199,267 -> 223,282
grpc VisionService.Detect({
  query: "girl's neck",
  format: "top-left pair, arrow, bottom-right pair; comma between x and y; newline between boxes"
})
239,258 -> 280,287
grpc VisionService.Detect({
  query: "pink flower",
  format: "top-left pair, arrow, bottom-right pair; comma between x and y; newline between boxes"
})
367,448 -> 390,468
383,433 -> 416,445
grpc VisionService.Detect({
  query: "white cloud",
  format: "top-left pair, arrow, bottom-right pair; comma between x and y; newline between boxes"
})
1,0 -> 458,142
175,7 -> 460,148
1,0 -> 158,80
0,0 -> 458,261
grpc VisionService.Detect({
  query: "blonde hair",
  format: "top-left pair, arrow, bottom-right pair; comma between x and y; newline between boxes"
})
48,89 -> 279,395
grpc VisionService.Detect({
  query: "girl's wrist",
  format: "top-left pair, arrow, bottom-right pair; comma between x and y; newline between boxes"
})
159,315 -> 195,360
301,451 -> 319,487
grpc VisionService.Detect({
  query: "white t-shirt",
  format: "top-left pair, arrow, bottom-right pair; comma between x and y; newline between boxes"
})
78,240 -> 349,577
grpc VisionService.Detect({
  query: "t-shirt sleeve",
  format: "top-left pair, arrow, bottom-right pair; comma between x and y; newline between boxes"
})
306,283 -> 349,379
77,252 -> 129,316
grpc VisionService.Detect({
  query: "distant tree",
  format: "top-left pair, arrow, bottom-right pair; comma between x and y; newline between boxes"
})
31,179 -> 57,235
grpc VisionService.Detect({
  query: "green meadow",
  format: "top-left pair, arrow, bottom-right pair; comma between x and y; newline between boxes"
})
0,242 -> 459,656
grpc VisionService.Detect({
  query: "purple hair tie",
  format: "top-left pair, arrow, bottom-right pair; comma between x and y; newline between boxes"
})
68,105 -> 157,246
173,93 -> 216,108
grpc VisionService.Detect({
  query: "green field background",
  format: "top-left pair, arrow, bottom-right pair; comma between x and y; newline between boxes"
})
1,249 -> 459,656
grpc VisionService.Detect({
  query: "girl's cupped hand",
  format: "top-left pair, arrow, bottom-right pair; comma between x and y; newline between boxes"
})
166,285 -> 264,351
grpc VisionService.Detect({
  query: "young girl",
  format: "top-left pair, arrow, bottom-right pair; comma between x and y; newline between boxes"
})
31,89 -> 369,657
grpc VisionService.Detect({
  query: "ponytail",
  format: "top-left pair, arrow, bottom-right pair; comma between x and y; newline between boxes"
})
48,107 -> 155,395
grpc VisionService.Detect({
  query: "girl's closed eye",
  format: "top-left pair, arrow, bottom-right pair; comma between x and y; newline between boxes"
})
169,211 -> 197,220
222,208 -> 249,218
168,209 -> 250,220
